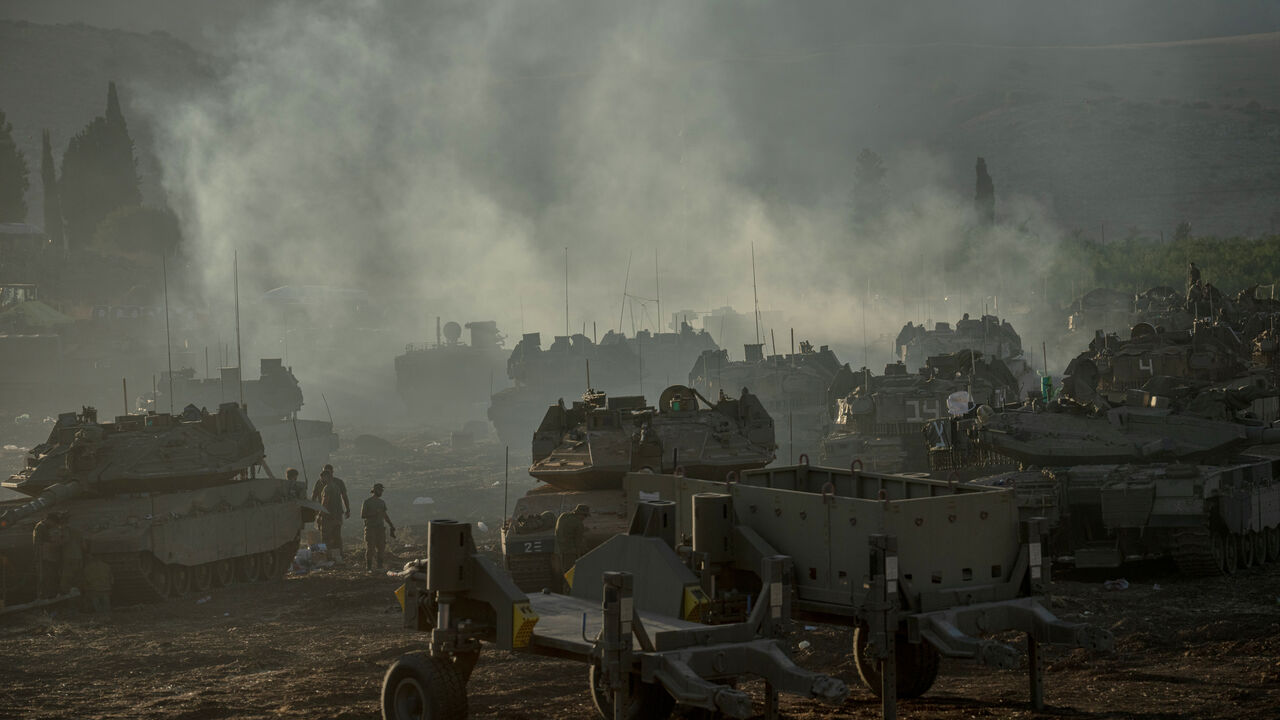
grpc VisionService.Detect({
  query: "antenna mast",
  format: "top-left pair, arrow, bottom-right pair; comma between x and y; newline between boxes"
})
750,242 -> 760,344
619,252 -> 632,333
162,254 -> 175,414
234,250 -> 244,407
654,248 -> 661,334
564,246 -> 569,337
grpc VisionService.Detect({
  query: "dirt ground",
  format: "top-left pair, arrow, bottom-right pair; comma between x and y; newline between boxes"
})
2,434 -> 1279,719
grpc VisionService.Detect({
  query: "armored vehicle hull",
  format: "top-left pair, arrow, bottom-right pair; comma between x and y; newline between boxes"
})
0,403 -> 315,607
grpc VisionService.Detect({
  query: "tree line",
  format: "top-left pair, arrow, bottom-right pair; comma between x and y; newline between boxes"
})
0,82 -> 181,256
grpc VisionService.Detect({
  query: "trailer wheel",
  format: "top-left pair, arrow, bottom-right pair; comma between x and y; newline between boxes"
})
588,661 -> 675,720
853,625 -> 941,700
381,652 -> 468,720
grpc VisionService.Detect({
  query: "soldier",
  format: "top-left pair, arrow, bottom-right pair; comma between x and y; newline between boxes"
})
1188,262 -> 1201,288
311,464 -> 350,556
33,512 -> 64,599
553,504 -> 590,588
81,547 -> 113,616
360,482 -> 397,571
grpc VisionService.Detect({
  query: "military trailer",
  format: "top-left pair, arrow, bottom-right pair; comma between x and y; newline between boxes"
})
385,512 -> 849,720
622,460 -> 1113,714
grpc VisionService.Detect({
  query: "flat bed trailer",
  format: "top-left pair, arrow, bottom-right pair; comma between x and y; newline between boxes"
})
623,459 -> 1115,717
383,513 -> 849,720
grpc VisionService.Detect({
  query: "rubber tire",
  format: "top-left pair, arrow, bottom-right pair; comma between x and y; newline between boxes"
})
588,661 -> 675,720
191,564 -> 213,593
212,559 -> 236,587
1267,527 -> 1280,563
238,553 -> 262,583
381,652 -> 468,720
1251,532 -> 1267,566
169,565 -> 191,597
1239,533 -> 1255,569
853,625 -> 941,700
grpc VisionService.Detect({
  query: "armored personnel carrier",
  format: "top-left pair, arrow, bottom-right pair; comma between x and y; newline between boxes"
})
489,323 -> 718,450
925,382 -> 1280,574
820,351 -> 1021,473
503,385 -> 775,591
687,340 -> 840,461
394,319 -> 508,424
157,358 -> 338,477
0,403 -> 313,606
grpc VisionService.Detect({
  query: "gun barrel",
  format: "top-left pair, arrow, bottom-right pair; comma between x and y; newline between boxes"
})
0,482 -> 84,529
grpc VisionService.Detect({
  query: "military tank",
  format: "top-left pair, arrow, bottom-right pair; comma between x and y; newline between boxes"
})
820,351 -> 1022,473
503,385 -> 775,591
157,358 -> 339,479
687,340 -> 840,461
0,402 -> 314,607
925,380 -> 1280,574
394,319 -> 508,424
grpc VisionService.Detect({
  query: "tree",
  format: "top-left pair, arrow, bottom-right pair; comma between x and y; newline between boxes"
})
974,157 -> 994,226
40,129 -> 63,248
93,205 -> 182,257
0,109 -> 30,222
852,148 -> 887,227
60,82 -> 141,247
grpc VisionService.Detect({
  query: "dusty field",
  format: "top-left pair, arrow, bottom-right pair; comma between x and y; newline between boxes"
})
2,434 -> 1279,719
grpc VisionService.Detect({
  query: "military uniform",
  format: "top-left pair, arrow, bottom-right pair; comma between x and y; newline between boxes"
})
312,473 -> 349,551
360,489 -> 395,570
33,517 -> 64,599
553,505 -> 590,589
82,556 -> 113,614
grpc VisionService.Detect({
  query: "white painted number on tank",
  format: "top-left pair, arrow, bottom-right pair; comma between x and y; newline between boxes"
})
905,399 -> 941,422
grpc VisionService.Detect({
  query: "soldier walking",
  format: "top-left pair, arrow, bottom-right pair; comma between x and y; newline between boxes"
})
311,464 -> 350,557
553,504 -> 590,590
33,512 -> 65,599
360,483 -> 397,572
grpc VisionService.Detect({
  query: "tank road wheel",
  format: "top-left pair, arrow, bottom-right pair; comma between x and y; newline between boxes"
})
1239,533 -> 1255,569
1224,533 -> 1239,574
212,559 -> 236,587
1250,531 -> 1268,566
258,550 -> 280,581
168,565 -> 191,597
150,560 -> 172,598
191,564 -> 213,594
1210,531 -> 1228,574
381,652 -> 468,720
237,553 -> 262,583
1267,527 -> 1280,563
853,625 -> 941,700
588,661 -> 675,720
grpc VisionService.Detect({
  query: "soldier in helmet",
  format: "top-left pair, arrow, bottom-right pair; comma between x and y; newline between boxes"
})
553,504 -> 591,590
311,464 -> 350,557
360,483 -> 397,572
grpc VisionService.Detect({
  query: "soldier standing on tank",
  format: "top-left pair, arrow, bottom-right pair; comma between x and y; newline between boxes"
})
33,512 -> 65,599
1188,262 -> 1201,289
81,546 -> 113,616
360,483 -> 397,572
311,464 -> 350,557
553,504 -> 590,590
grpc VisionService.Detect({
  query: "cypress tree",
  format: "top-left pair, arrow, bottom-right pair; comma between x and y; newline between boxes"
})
0,109 -> 30,222
975,157 -> 995,226
60,82 -> 141,247
41,129 -> 63,248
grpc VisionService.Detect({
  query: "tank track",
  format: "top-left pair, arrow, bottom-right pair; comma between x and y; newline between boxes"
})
1170,526 -> 1221,576
102,539 -> 299,604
